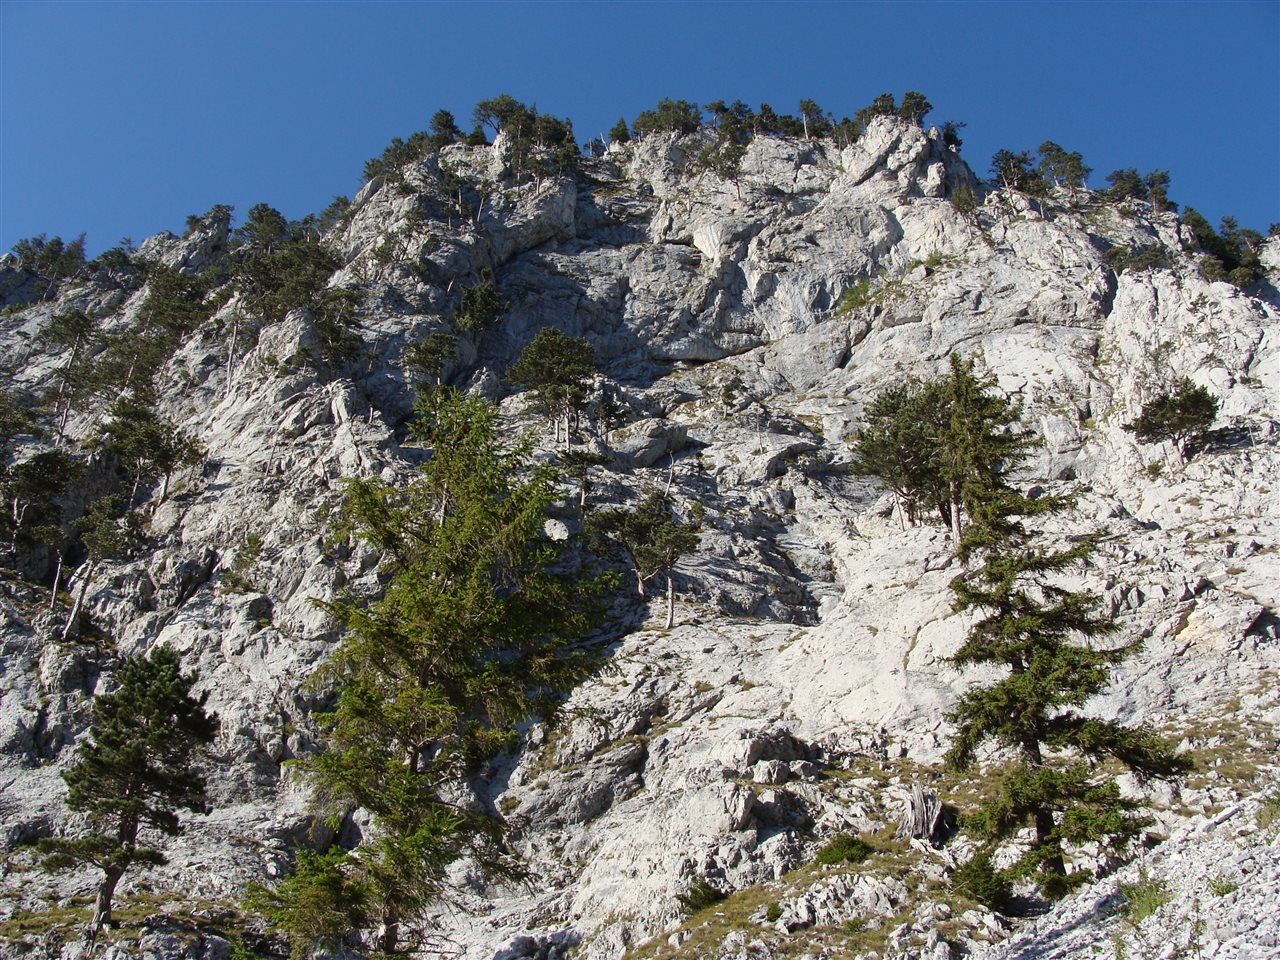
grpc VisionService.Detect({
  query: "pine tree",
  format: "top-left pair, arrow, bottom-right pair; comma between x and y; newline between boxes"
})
0,449 -> 83,605
402,331 -> 458,393
557,448 -> 612,513
11,232 -> 87,300
946,427 -> 1187,898
38,647 -> 217,936
897,91 -> 933,125
991,149 -> 1045,194
1036,141 -> 1091,198
507,327 -> 597,448
451,277 -> 506,334
427,109 -> 463,151
0,389 -> 39,459
589,493 -> 699,629
1,449 -> 81,553
40,308 -> 99,443
1124,378 -> 1218,465
260,390 -> 612,956
851,356 -> 1028,548
100,393 -> 204,504
850,380 -> 941,529
62,495 -> 137,640
938,355 -> 1032,554
798,98 -> 826,139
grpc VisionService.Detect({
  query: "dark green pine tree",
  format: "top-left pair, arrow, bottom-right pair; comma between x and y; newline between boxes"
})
426,109 -> 464,151
100,393 -> 204,505
38,647 -> 217,936
939,354 -> 1037,556
451,277 -> 506,335
507,327 -> 597,449
946,455 -> 1188,898
40,308 -> 99,444
852,355 -> 1031,548
897,90 -> 933,125
1124,377 -> 1218,466
850,380 -> 942,529
62,495 -> 137,640
402,331 -> 459,394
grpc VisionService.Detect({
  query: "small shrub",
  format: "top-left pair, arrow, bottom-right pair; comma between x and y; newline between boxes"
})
677,877 -> 726,914
950,184 -> 978,216
764,902 -> 782,923
815,833 -> 874,866
951,848 -> 1012,913
834,278 -> 873,316
1120,869 -> 1169,924
222,532 -> 263,593
1207,873 -> 1237,897
1102,245 -> 1131,273
1128,246 -> 1170,273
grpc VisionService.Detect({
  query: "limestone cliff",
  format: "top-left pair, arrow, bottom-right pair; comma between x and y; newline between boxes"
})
1,115 -> 1277,960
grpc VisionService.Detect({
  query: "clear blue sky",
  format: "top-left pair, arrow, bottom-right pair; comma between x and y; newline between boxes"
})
2,0 -> 1277,257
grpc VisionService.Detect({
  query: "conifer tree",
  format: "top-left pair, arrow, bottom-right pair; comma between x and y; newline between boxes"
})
0,389 -> 39,459
39,647 -> 217,936
0,449 -> 82,605
507,327 -> 597,448
1124,377 -> 1218,466
852,356 -> 1027,547
402,331 -> 458,393
100,393 -> 204,504
557,448 -> 612,513
40,308 -> 99,443
798,98 -> 826,139
851,381 -> 940,528
427,109 -> 463,151
62,495 -> 137,640
451,277 -> 506,334
1,449 -> 80,553
589,493 -> 699,629
11,232 -> 87,300
897,90 -> 933,125
946,420 -> 1187,898
259,390 -> 612,956
991,149 -> 1046,194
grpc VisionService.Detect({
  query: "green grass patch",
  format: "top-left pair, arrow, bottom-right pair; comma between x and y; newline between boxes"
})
1120,870 -> 1169,924
1257,791 -> 1280,833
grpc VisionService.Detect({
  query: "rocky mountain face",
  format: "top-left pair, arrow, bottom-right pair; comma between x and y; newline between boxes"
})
1,115 -> 1278,960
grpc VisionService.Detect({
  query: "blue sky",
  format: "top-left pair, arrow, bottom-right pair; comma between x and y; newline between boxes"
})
2,0 -> 1277,257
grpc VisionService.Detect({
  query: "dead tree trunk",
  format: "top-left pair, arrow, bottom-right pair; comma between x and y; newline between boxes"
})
664,570 -> 676,630
896,782 -> 944,844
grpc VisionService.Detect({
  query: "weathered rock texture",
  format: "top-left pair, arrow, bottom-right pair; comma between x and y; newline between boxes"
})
1,115 -> 1278,959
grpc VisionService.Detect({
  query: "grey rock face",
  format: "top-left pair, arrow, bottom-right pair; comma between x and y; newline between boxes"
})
2,115 -> 1278,960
